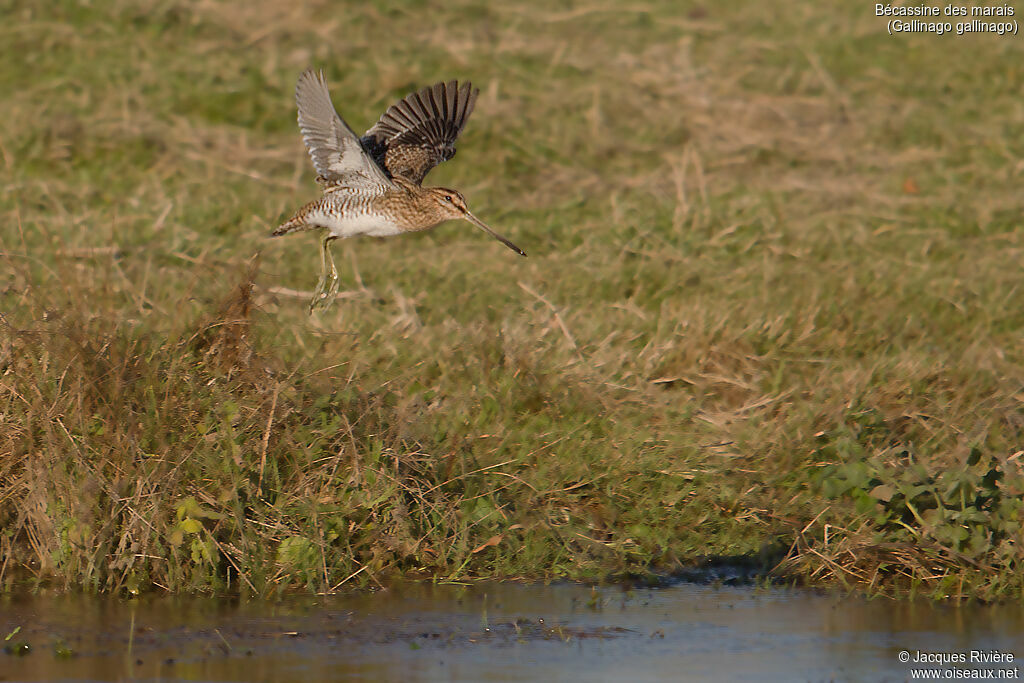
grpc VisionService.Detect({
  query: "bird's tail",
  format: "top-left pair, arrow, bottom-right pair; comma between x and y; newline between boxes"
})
270,200 -> 320,237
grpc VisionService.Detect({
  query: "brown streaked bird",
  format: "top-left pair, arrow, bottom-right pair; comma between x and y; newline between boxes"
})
272,69 -> 526,312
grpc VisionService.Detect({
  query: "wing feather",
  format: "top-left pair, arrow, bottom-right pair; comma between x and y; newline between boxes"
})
362,80 -> 480,185
295,70 -> 392,191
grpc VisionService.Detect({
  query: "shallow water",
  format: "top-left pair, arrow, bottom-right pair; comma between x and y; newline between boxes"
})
1,581 -> 1022,682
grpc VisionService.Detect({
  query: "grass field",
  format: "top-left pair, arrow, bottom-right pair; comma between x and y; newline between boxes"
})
1,0 -> 1023,600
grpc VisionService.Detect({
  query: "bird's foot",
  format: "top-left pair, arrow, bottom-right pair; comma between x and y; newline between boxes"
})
308,235 -> 340,314
308,270 -> 340,313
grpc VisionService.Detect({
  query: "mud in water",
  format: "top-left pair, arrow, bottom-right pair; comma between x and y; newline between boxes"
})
1,581 -> 1022,682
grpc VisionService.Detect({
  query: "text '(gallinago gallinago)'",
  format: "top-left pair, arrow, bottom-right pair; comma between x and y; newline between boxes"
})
272,70 -> 526,312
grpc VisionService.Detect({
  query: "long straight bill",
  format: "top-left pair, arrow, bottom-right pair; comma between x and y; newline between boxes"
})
465,211 -> 527,257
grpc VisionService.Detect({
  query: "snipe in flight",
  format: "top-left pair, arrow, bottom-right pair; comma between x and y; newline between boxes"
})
272,70 -> 526,312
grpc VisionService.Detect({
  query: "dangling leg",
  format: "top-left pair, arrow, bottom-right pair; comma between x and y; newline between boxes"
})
309,234 -> 340,313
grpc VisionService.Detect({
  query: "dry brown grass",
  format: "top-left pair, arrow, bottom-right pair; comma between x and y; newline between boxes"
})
1,0 -> 1022,598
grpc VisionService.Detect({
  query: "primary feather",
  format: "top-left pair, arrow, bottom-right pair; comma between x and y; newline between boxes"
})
361,80 -> 480,185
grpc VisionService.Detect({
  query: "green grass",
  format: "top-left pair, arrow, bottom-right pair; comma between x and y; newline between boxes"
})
1,0 -> 1022,600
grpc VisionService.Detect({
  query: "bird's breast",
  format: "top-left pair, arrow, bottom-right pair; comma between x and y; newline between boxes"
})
312,197 -> 406,238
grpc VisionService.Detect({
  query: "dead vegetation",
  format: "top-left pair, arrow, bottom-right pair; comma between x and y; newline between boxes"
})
0,0 -> 1022,598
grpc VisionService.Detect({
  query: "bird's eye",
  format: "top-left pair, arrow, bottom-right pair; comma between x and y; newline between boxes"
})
444,195 -> 454,203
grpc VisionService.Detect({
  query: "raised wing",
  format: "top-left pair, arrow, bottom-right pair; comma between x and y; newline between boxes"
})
361,80 -> 479,186
295,70 -> 393,191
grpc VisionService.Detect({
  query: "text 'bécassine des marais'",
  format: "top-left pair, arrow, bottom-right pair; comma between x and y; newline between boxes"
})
876,4 -> 1014,16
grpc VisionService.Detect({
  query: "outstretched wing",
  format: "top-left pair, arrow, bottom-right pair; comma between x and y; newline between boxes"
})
295,70 -> 393,192
361,80 -> 479,186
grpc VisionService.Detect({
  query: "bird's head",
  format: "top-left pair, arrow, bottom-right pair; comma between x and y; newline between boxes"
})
426,187 -> 526,257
